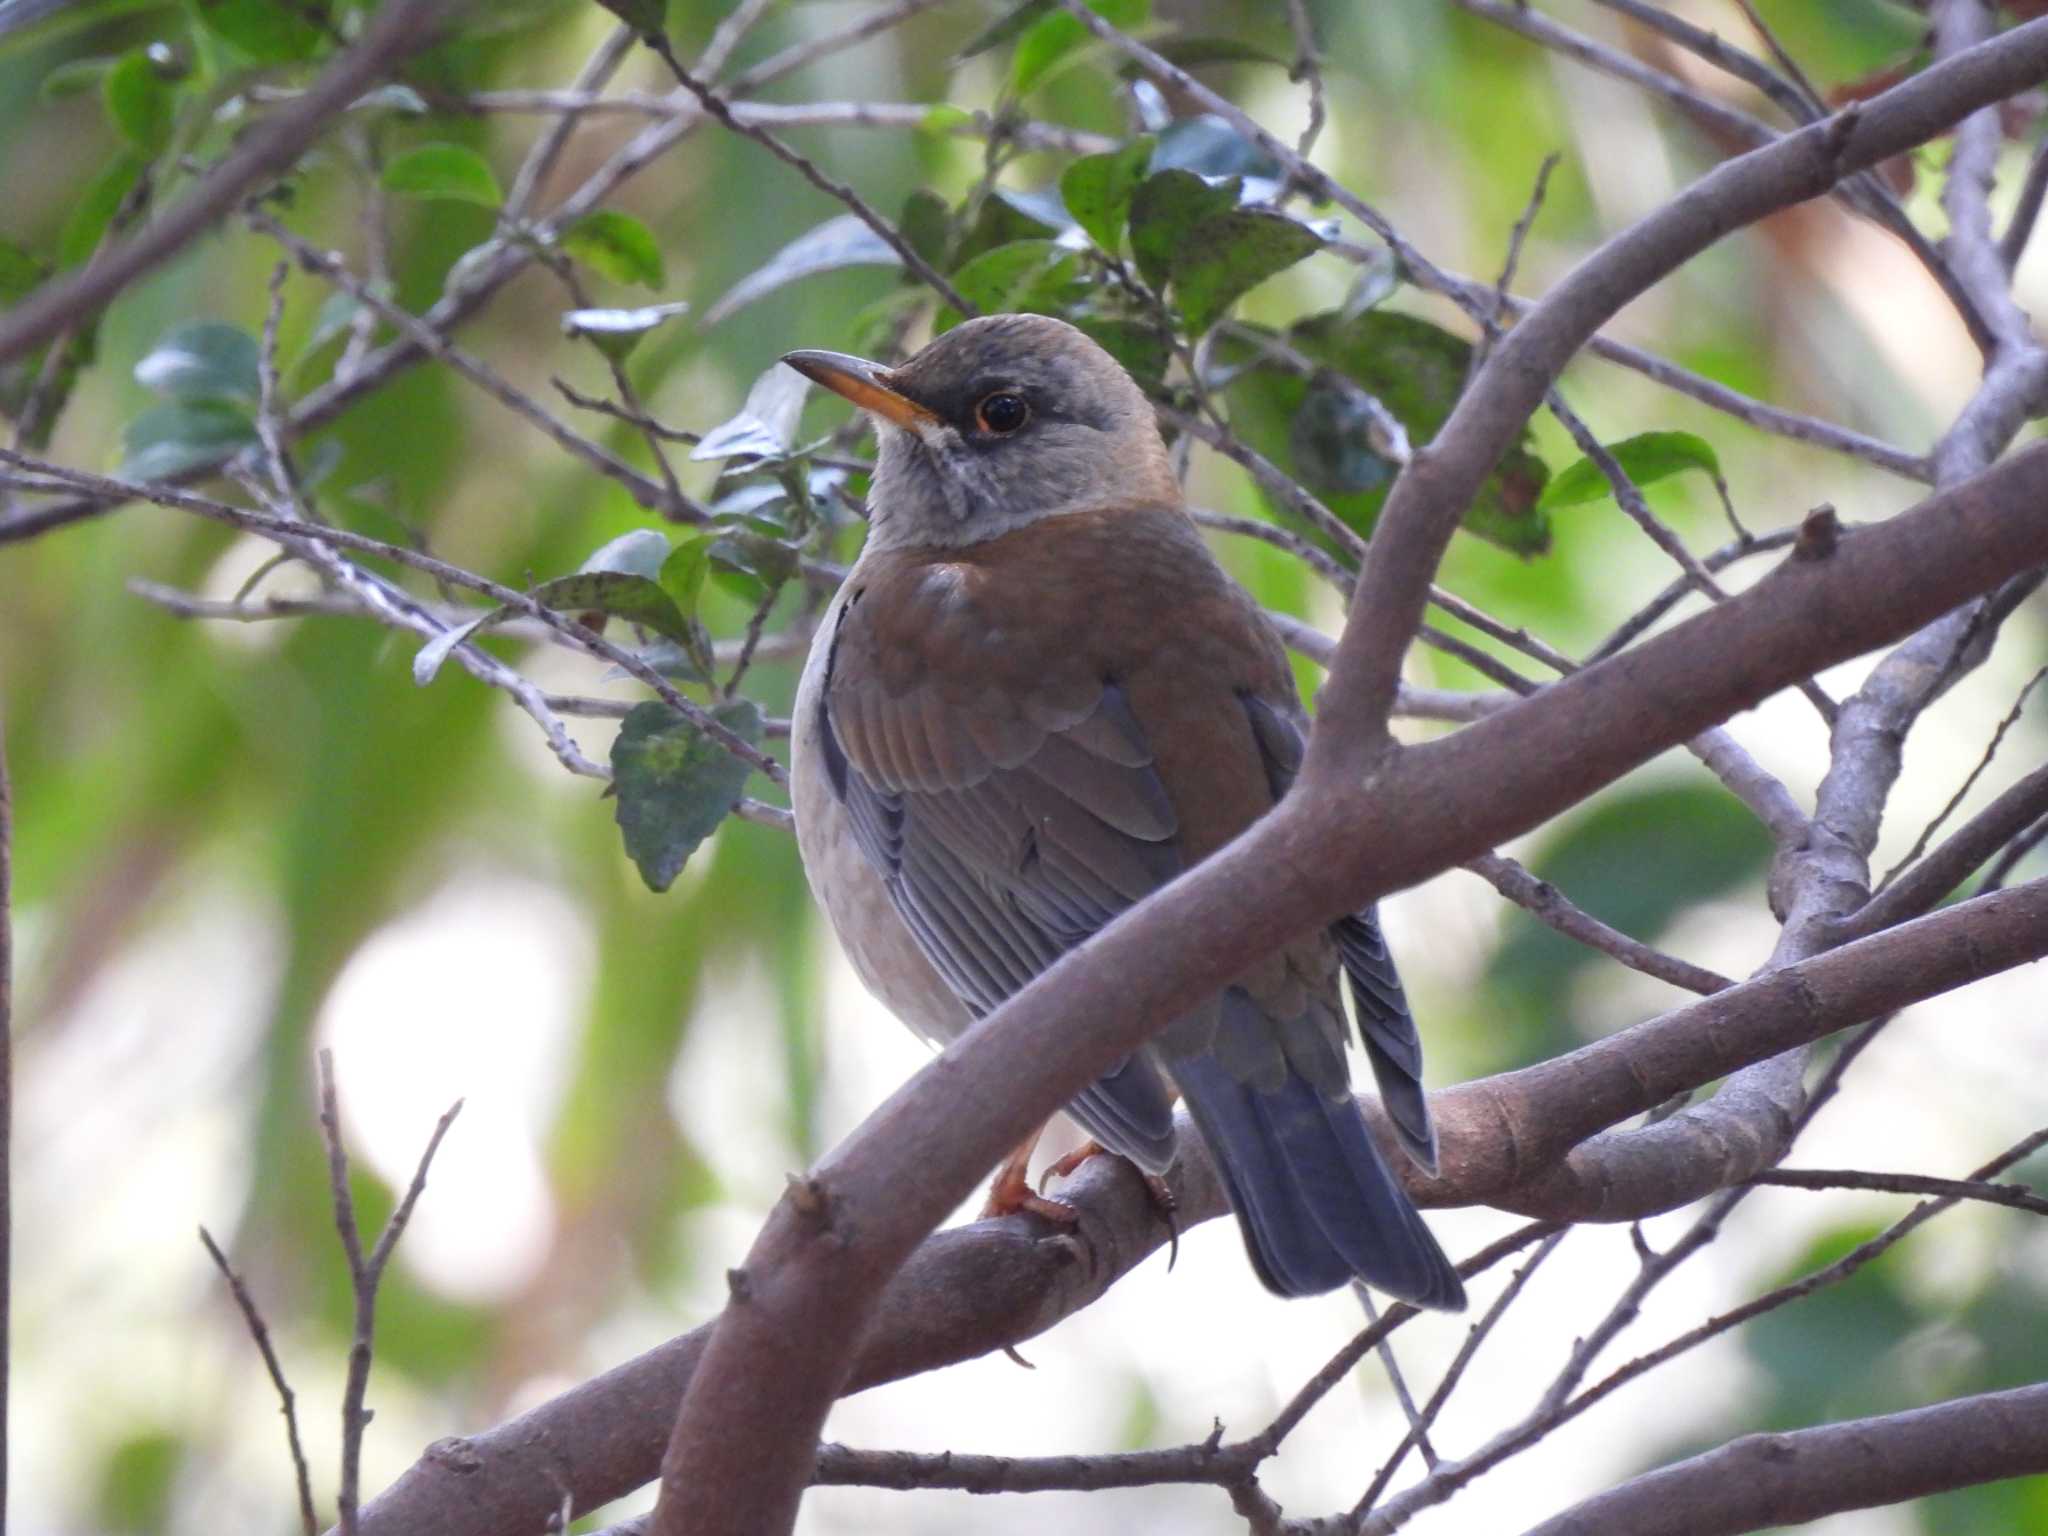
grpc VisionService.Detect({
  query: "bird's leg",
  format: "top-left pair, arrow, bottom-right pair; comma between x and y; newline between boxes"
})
981,1124 -> 1079,1225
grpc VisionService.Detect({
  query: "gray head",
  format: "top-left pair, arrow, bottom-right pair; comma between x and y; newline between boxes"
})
783,314 -> 1178,550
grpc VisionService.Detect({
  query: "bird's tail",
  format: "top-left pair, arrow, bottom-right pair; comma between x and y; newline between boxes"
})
1171,1039 -> 1466,1309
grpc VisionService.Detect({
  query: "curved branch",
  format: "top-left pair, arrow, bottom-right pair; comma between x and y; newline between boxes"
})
356,870 -> 2048,1536
653,46 -> 2048,1502
1515,1383 -> 2048,1536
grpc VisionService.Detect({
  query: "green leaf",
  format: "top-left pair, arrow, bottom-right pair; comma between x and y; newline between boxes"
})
103,48 -> 170,147
1218,309 -> 1552,555
1167,209 -> 1321,333
118,399 -> 257,480
133,321 -> 260,404
1060,135 -> 1153,254
611,699 -> 764,893
1127,167 -> 1240,291
702,214 -> 893,326
411,570 -> 704,686
560,209 -> 665,289
1538,430 -> 1724,509
659,535 -> 711,621
192,0 -> 324,62
58,149 -> 145,268
561,299 -> 692,360
41,54 -> 112,100
0,242 -> 45,306
955,0 -> 1051,61
1133,35 -> 1288,72
590,0 -> 666,34
709,530 -> 798,594
692,363 -> 812,463
381,143 -> 502,207
1011,0 -> 1145,94
581,528 -> 671,579
899,188 -> 952,270
951,187 -> 1067,269
938,239 -> 1081,331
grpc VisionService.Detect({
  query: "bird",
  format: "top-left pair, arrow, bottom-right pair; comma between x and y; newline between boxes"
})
783,313 -> 1464,1308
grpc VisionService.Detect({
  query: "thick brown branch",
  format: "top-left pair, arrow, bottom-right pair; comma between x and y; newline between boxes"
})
655,393 -> 2048,1536
1515,1382 -> 2048,1536
358,874 -> 2047,1535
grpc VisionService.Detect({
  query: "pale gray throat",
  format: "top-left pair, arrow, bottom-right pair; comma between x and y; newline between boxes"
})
861,420 -> 1084,551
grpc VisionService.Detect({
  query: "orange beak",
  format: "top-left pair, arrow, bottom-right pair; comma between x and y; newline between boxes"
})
782,349 -> 942,433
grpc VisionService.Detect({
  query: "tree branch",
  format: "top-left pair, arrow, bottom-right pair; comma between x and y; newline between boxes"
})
358,871 -> 2048,1536
0,0 -> 454,367
652,8 -> 2048,1500
1515,1374 -> 2048,1535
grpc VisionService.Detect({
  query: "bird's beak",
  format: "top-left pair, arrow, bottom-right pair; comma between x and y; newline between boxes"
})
781,349 -> 942,433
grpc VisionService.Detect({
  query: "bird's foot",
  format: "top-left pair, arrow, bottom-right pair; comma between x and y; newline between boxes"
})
982,1156 -> 1080,1226
1041,1142 -> 1180,1269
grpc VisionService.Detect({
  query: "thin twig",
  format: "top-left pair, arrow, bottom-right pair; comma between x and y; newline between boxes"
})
636,33 -> 972,315
1750,1167 -> 2048,1217
1355,1229 -> 1569,1515
3,451 -> 783,783
319,1050 -> 462,1536
252,210 -> 707,523
1876,662 -> 2048,892
199,1227 -> 319,1536
0,0 -> 455,366
1464,853 -> 1734,995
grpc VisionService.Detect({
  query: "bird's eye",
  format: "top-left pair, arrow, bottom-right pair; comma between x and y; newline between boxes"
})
974,391 -> 1030,435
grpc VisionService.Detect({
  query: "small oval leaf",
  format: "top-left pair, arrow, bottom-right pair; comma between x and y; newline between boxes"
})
134,321 -> 260,404
611,698 -> 764,892
1060,135 -> 1153,254
1538,430 -> 1724,510
118,400 -> 258,481
560,209 -> 665,289
382,143 -> 503,207
702,214 -> 897,326
103,49 -> 171,148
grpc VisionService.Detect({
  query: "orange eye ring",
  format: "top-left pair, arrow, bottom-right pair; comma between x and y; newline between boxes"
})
974,391 -> 1030,435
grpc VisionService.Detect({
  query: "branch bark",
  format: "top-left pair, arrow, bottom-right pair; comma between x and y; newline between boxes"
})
1515,1382 -> 2048,1536
356,875 -> 2048,1536
651,20 -> 2048,1528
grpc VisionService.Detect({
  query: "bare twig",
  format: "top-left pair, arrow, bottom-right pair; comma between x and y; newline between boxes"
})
199,1227 -> 319,1536
318,1050 -> 462,1536
1516,1380 -> 2048,1536
1464,852 -> 1734,995
251,210 -> 706,524
635,34 -> 972,315
1,452 -> 783,784
1875,662 -> 2048,893
1750,1166 -> 2048,1217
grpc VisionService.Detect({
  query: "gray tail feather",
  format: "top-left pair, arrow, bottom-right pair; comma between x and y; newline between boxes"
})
1063,1053 -> 1178,1175
1172,1053 -> 1466,1309
1333,911 -> 1439,1173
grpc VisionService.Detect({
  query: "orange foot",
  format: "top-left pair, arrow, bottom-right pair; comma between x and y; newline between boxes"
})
1041,1141 -> 1181,1268
980,1129 -> 1079,1225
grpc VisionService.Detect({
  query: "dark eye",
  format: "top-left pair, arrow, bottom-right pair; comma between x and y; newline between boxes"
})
974,391 -> 1030,435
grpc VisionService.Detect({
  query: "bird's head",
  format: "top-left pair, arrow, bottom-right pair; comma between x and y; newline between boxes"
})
783,313 -> 1178,549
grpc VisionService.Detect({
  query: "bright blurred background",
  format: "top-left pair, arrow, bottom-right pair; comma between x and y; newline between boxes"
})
1,1 -> 2045,1532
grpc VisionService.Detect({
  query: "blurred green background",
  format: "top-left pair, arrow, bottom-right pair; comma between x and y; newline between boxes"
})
1,1 -> 2044,1532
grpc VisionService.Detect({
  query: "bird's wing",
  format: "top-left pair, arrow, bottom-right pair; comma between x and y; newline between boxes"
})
1240,693 -> 1439,1172
816,578 -> 1181,1172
